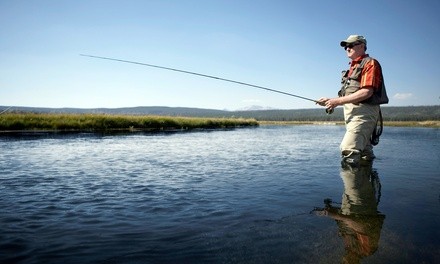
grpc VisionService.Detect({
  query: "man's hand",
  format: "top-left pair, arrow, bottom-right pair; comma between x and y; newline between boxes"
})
316,97 -> 329,106
317,97 -> 341,108
324,98 -> 342,109
316,97 -> 338,113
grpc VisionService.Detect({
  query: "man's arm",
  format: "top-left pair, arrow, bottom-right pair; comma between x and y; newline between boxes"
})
317,87 -> 374,109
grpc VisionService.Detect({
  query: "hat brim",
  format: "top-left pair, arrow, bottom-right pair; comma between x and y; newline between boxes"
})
340,40 -> 366,47
340,41 -> 349,47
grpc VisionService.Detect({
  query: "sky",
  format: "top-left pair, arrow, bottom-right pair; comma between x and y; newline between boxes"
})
1,0 -> 439,111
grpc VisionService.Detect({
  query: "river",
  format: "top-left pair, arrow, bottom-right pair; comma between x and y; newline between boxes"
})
1,125 -> 439,263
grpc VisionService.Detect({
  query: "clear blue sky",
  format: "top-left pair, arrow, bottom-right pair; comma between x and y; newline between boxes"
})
1,0 -> 439,110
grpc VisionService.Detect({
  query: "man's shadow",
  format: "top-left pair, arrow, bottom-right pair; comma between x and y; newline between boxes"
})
312,162 -> 385,264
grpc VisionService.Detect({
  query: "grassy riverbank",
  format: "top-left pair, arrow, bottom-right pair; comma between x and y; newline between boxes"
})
0,113 -> 258,132
259,120 -> 440,128
1,113 -> 437,132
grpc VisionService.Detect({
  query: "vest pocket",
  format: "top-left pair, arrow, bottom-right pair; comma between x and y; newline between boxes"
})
344,86 -> 359,96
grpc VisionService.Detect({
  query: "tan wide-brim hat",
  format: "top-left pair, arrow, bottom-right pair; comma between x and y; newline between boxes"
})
340,35 -> 367,47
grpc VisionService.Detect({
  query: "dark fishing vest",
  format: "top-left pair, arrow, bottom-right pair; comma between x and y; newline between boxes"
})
339,56 -> 389,105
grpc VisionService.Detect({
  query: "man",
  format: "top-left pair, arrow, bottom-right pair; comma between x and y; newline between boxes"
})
317,35 -> 388,165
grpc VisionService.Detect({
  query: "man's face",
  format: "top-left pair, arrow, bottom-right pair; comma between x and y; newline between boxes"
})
344,42 -> 365,59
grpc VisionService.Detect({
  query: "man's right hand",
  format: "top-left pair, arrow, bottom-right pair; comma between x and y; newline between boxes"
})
316,97 -> 329,106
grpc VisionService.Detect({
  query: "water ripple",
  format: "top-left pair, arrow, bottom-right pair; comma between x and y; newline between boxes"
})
1,126 -> 438,263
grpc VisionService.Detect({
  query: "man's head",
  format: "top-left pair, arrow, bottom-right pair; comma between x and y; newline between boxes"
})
340,35 -> 367,60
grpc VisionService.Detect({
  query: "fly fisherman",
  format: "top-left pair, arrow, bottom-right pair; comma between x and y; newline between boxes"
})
317,35 -> 388,165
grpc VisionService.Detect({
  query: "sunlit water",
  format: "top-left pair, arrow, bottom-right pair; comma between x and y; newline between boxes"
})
1,126 -> 439,263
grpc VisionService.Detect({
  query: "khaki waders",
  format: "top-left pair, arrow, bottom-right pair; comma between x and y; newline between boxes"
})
340,103 -> 380,162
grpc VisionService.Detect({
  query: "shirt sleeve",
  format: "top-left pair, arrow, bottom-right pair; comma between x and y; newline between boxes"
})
360,59 -> 382,89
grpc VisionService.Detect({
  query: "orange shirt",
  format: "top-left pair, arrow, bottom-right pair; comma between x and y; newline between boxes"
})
348,54 -> 383,90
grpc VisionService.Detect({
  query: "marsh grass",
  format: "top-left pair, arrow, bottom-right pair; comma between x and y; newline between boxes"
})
259,120 -> 439,128
1,113 -> 436,132
383,121 -> 440,128
0,113 -> 258,131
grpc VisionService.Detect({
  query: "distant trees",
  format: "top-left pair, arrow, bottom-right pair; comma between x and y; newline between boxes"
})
2,105 -> 439,122
232,106 -> 440,122
380,106 -> 440,121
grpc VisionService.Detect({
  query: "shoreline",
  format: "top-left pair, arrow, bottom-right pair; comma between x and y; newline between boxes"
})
258,120 -> 440,128
1,121 -> 438,134
0,113 -> 258,132
1,112 -> 438,132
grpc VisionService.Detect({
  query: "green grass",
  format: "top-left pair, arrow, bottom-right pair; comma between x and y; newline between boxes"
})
383,120 -> 440,128
1,113 -> 436,132
0,113 -> 258,131
259,120 -> 440,128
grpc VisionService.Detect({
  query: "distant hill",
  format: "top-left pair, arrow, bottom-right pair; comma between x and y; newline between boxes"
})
0,106 -> 227,117
1,105 -> 439,121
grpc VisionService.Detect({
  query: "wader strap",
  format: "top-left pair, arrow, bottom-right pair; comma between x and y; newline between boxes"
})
371,109 -> 383,146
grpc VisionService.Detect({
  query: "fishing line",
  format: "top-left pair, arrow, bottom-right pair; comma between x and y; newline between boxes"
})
80,54 -> 319,104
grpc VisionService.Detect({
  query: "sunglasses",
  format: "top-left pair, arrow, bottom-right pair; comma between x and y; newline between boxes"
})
344,42 -> 362,50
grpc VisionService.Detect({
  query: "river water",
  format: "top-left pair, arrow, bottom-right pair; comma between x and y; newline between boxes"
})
1,125 -> 439,264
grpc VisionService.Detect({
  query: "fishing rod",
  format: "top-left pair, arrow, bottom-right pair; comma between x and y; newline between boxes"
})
80,54 -> 332,113
0,106 -> 12,115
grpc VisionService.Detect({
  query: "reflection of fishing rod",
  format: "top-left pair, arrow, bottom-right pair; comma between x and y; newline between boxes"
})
80,54 -> 332,113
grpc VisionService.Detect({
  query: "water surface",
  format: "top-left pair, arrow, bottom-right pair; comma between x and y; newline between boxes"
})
1,126 -> 439,263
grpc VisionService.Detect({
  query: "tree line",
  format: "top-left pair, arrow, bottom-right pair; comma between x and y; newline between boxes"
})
231,106 -> 440,122
1,105 -> 439,122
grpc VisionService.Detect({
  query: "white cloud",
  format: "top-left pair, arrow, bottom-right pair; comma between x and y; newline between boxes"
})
393,93 -> 413,100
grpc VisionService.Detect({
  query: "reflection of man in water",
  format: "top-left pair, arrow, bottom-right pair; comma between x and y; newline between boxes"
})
314,163 -> 385,264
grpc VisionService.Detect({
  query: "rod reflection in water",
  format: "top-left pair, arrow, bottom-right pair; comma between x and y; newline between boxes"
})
313,163 -> 385,264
